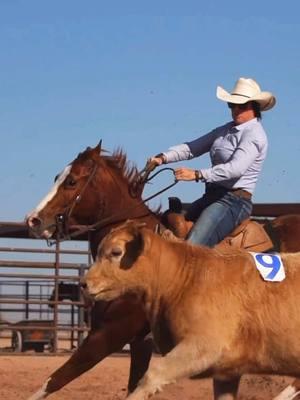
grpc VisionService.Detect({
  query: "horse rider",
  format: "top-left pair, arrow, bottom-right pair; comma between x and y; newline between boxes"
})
149,77 -> 276,247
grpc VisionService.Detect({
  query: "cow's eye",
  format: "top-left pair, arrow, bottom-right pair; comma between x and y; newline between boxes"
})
110,246 -> 123,258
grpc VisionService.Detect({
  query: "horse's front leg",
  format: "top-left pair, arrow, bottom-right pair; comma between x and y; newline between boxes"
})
213,377 -> 241,400
28,298 -> 149,399
128,334 -> 153,393
28,326 -> 134,400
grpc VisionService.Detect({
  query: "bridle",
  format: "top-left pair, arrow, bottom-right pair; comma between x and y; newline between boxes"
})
66,163 -> 99,221
48,162 -> 178,245
52,162 -> 99,243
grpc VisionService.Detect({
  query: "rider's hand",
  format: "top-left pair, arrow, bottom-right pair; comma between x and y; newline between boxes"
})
149,156 -> 164,167
146,154 -> 166,171
175,167 -> 201,181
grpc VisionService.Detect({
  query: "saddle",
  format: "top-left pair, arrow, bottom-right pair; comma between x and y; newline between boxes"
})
162,197 -> 273,253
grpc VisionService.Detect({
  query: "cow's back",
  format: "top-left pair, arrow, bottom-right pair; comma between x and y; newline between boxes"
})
156,244 -> 300,375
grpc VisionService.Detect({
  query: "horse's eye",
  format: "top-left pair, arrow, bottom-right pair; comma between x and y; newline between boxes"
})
65,176 -> 77,187
54,174 -> 59,182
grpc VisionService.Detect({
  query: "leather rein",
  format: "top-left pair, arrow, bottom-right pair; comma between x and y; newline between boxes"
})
49,162 -> 178,245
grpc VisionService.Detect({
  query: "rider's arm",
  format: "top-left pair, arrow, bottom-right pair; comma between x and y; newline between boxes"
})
161,125 -> 226,163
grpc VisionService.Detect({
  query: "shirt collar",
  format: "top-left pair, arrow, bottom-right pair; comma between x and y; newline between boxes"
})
233,118 -> 259,131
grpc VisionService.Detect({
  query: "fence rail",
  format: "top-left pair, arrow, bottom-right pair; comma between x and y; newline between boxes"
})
0,228 -> 90,354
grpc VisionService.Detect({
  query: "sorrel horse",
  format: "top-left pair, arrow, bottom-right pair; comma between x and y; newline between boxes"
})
26,143 -> 300,400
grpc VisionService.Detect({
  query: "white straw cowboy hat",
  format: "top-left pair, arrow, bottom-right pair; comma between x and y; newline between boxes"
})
216,77 -> 276,111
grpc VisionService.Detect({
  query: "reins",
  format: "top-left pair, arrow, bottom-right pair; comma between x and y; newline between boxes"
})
139,167 -> 178,202
48,164 -> 178,245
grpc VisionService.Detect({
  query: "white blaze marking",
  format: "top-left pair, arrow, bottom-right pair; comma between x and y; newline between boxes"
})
32,165 -> 71,214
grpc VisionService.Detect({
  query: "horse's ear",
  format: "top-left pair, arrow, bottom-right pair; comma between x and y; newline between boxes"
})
94,140 -> 102,154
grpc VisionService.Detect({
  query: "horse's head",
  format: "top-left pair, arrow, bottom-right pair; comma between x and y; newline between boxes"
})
48,282 -> 74,307
49,281 -> 93,310
26,142 -> 103,239
26,142 -> 145,240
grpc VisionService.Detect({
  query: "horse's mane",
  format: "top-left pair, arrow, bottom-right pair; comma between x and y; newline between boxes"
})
104,148 -> 140,186
104,149 -> 162,214
75,146 -> 140,186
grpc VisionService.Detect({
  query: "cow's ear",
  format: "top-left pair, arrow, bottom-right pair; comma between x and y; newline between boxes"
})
120,231 -> 144,270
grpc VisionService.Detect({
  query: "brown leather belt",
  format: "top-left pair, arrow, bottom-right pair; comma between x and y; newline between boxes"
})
205,183 -> 252,201
231,188 -> 252,200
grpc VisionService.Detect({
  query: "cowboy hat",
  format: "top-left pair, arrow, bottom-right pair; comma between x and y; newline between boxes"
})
216,77 -> 276,111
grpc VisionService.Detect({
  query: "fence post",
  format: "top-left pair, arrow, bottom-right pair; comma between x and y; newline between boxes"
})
53,240 -> 60,353
78,264 -> 86,346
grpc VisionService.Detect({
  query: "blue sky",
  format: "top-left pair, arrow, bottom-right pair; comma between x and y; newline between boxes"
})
1,1 -> 300,221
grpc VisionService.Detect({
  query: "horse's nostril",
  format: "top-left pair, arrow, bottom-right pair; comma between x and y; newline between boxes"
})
28,216 -> 42,228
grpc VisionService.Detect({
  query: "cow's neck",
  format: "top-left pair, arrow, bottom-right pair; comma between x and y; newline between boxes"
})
141,234 -> 223,319
141,237 -> 199,320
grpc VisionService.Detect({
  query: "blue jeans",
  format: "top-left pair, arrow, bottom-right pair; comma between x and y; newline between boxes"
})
186,186 -> 252,248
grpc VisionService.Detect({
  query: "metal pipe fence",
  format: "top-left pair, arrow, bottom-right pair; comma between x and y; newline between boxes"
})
0,233 -> 91,354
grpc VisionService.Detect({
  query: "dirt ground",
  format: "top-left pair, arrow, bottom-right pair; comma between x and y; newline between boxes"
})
0,354 -> 295,400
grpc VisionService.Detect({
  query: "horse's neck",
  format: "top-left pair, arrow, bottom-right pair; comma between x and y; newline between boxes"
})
89,203 -> 159,260
88,168 -> 161,257
95,177 -> 160,229
121,198 -> 159,227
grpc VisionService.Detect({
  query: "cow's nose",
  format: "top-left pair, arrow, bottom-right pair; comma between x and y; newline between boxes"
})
27,215 -> 42,229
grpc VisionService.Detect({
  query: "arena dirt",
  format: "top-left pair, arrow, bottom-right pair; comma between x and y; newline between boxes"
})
0,354 -> 294,399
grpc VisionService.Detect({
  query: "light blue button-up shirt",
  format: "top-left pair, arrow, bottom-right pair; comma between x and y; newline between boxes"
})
162,118 -> 268,194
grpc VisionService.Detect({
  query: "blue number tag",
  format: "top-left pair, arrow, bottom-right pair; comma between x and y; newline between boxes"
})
250,252 -> 285,282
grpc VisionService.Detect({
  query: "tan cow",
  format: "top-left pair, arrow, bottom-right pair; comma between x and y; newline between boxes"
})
84,220 -> 300,400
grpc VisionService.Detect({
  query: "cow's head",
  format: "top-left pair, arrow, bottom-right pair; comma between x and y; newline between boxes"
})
83,220 -> 150,301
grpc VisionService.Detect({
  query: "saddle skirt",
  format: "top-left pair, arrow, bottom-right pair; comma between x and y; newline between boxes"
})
217,218 -> 273,252
163,209 -> 273,253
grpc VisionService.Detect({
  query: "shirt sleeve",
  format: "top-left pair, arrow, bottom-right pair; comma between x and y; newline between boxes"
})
200,129 -> 263,182
163,127 -> 222,163
186,128 -> 222,158
162,143 -> 193,163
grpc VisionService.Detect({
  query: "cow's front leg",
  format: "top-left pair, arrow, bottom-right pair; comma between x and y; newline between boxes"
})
126,340 -> 220,400
213,377 -> 241,400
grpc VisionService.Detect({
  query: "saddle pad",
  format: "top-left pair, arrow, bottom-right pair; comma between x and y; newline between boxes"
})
250,252 -> 286,282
